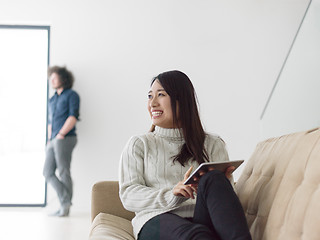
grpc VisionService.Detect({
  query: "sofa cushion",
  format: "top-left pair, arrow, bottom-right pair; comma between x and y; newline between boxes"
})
235,128 -> 320,240
89,213 -> 134,240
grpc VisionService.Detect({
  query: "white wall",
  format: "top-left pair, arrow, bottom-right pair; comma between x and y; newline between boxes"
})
261,0 -> 320,139
0,0 -> 309,212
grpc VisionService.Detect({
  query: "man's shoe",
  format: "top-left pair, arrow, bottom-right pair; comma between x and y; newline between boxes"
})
49,209 -> 61,217
58,205 -> 70,217
48,206 -> 70,217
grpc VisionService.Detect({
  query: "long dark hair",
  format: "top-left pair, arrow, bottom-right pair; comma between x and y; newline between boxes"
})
151,70 -> 209,166
48,66 -> 74,89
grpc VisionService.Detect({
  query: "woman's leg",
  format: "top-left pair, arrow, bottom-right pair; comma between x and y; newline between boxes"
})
193,170 -> 251,240
138,213 -> 218,240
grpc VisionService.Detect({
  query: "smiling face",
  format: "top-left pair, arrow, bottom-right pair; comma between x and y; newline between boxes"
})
148,80 -> 175,129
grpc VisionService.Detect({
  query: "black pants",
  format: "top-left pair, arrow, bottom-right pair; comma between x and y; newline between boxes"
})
138,170 -> 251,240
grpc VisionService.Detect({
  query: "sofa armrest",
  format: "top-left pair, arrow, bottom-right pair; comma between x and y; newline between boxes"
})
91,181 -> 135,222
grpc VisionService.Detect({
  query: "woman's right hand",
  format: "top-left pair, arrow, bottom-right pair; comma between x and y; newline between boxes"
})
173,166 -> 197,199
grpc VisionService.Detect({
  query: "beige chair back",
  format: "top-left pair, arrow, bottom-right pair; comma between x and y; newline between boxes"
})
91,181 -> 135,222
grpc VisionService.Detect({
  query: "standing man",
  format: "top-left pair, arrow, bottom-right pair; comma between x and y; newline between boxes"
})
43,66 -> 80,217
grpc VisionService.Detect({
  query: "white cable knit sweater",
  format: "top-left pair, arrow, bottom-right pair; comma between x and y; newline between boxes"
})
119,126 -> 230,239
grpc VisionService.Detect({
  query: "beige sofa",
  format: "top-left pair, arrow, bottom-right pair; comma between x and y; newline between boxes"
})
89,127 -> 320,240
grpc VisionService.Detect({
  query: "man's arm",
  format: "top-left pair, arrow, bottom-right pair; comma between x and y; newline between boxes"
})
57,116 -> 77,139
48,124 -> 52,141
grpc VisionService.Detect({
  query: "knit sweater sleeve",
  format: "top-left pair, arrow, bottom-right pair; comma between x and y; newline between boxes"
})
207,135 -> 229,162
207,135 -> 235,186
119,136 -> 186,213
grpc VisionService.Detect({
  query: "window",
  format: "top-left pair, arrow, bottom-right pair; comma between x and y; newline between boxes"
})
0,25 -> 50,206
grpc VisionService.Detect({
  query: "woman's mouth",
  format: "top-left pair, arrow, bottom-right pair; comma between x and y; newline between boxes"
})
152,111 -> 163,118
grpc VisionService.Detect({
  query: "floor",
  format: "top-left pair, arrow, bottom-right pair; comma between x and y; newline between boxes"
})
0,207 -> 91,240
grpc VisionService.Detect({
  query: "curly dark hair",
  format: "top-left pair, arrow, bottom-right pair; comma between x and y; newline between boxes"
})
48,66 -> 74,89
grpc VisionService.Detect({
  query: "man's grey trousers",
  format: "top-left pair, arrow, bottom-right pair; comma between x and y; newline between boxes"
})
43,136 -> 77,208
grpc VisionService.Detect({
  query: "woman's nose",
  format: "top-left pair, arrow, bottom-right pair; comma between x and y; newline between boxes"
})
150,97 -> 159,107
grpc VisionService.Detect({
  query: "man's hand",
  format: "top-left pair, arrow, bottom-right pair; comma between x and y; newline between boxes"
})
56,133 -> 65,139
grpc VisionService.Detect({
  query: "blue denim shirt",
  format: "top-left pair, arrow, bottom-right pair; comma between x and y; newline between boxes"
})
48,88 -> 80,140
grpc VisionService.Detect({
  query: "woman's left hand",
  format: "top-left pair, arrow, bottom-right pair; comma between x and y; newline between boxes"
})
224,166 -> 235,180
193,164 -> 235,183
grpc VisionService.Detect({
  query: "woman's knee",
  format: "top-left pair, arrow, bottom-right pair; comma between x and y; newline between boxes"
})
198,169 -> 226,185
197,169 -> 233,196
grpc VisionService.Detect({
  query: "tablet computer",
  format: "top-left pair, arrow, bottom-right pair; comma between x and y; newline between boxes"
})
183,160 -> 244,185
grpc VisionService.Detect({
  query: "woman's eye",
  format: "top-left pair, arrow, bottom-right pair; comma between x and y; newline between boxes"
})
148,94 -> 152,99
158,93 -> 165,97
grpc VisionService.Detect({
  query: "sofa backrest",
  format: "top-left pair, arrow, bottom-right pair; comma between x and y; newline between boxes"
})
235,127 -> 320,240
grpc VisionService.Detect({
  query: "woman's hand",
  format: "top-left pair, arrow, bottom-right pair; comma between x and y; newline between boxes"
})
225,166 -> 235,180
206,165 -> 235,180
173,166 -> 197,199
188,164 -> 235,184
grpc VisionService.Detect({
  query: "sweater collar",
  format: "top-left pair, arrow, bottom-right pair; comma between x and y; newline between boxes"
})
154,126 -> 184,141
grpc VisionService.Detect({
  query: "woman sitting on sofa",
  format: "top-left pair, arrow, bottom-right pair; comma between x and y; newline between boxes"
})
119,70 -> 251,240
